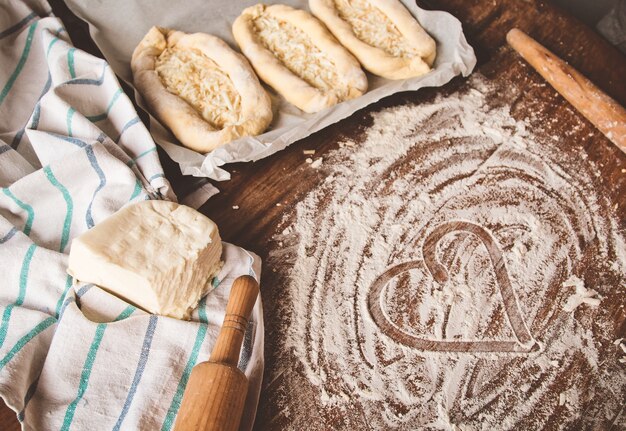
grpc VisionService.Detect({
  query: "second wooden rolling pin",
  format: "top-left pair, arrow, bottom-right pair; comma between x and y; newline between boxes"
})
506,28 -> 626,153
174,275 -> 259,431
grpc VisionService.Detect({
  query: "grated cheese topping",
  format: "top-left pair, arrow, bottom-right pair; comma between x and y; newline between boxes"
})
155,48 -> 242,129
334,0 -> 419,58
253,14 -> 350,101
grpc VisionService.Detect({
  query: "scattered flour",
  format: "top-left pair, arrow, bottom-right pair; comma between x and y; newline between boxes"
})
268,74 -> 626,429
616,338 -> 626,364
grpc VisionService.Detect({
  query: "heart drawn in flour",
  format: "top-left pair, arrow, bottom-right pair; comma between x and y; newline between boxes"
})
367,221 -> 541,353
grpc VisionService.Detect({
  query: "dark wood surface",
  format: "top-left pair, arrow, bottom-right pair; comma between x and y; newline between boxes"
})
2,0 -> 625,429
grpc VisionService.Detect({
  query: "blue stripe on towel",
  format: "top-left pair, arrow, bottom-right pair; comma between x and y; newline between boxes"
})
43,131 -> 87,148
27,73 -> 52,133
85,146 -> 106,229
0,227 -> 18,244
75,284 -> 93,299
114,117 -> 141,144
113,315 -> 158,431
0,144 -> 11,156
0,12 -> 37,40
16,373 -> 40,422
15,71 -> 52,148
148,173 -> 165,182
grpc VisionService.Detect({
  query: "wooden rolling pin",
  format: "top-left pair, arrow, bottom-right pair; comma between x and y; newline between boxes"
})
506,28 -> 626,153
174,275 -> 259,431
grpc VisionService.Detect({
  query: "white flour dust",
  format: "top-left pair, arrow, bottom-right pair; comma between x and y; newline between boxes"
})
269,75 -> 626,429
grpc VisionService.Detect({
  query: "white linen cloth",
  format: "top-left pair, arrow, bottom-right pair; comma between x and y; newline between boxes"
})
0,1 -> 264,430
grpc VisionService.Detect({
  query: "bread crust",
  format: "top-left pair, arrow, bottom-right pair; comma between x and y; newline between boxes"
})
131,27 -> 273,153
309,0 -> 437,80
232,4 -> 367,113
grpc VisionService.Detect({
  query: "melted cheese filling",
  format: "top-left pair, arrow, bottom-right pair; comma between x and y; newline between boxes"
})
155,48 -> 242,129
334,0 -> 419,58
253,14 -> 350,101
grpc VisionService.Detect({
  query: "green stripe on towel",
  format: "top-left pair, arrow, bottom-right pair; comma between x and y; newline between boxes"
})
43,166 -> 73,252
0,22 -> 38,106
60,306 -> 135,430
160,297 -> 209,431
0,244 -> 37,348
54,275 -> 73,318
129,178 -> 142,201
0,317 -> 55,370
86,88 -> 123,122
67,48 -> 76,78
1,188 -> 35,235
60,323 -> 106,431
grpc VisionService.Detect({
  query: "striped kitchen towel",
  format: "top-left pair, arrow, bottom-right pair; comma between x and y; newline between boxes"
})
0,1 -> 264,430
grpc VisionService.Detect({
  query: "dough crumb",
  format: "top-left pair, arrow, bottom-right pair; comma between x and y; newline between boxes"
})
303,149 -> 316,155
311,158 -> 323,169
305,158 -> 313,164
232,205 -> 240,210
562,276 -> 601,312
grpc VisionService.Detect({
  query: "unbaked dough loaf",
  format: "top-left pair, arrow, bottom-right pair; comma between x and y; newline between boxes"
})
309,0 -> 437,80
232,4 -> 368,113
131,27 -> 273,153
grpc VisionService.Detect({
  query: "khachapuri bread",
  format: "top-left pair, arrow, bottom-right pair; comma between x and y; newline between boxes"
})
131,27 -> 273,153
310,0 -> 436,79
232,4 -> 368,113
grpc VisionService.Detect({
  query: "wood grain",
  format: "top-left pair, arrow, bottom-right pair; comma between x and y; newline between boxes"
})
174,276 -> 258,431
506,28 -> 626,152
368,221 -> 540,353
2,0 -> 625,430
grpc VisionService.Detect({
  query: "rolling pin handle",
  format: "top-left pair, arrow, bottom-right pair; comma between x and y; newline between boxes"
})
174,275 -> 260,431
506,28 -> 626,153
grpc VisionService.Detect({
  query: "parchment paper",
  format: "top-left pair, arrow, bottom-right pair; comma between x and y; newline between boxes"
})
63,0 -> 476,180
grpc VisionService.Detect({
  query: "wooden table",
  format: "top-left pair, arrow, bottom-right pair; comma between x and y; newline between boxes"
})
2,0 -> 625,429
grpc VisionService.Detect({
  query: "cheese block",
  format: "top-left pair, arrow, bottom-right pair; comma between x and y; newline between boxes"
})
68,200 -> 223,320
